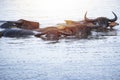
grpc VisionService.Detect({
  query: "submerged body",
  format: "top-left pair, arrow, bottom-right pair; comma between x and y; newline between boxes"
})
0,28 -> 34,38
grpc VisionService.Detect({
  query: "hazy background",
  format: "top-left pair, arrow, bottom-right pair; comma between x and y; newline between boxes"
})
0,0 -> 120,27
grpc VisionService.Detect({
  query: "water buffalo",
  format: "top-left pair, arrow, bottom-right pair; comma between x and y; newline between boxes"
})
0,28 -> 34,38
0,19 -> 40,30
57,24 -> 92,38
84,12 -> 118,29
17,19 -> 40,30
64,20 -> 101,30
0,22 -> 18,29
35,26 -> 71,41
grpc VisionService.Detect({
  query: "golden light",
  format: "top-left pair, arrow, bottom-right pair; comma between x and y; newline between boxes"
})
15,0 -> 93,17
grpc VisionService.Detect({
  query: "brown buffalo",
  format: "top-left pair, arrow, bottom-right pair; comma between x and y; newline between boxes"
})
64,20 -> 101,30
57,24 -> 92,38
35,26 -> 70,41
84,12 -> 118,29
17,19 -> 40,30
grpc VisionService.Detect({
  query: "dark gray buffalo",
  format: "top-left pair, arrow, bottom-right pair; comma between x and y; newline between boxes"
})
0,28 -> 35,38
84,12 -> 118,29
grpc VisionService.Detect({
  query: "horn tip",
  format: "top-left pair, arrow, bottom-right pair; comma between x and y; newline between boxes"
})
112,11 -> 115,14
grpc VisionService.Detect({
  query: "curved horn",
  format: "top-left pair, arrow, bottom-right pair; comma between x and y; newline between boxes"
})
84,12 -> 96,22
109,11 -> 118,22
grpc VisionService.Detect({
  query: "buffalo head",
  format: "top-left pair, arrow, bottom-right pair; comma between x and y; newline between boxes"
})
84,12 -> 118,28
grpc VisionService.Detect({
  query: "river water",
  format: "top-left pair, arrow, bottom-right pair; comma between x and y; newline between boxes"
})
0,0 -> 120,80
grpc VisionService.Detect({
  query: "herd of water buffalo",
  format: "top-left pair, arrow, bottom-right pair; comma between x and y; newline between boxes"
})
0,12 -> 119,41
